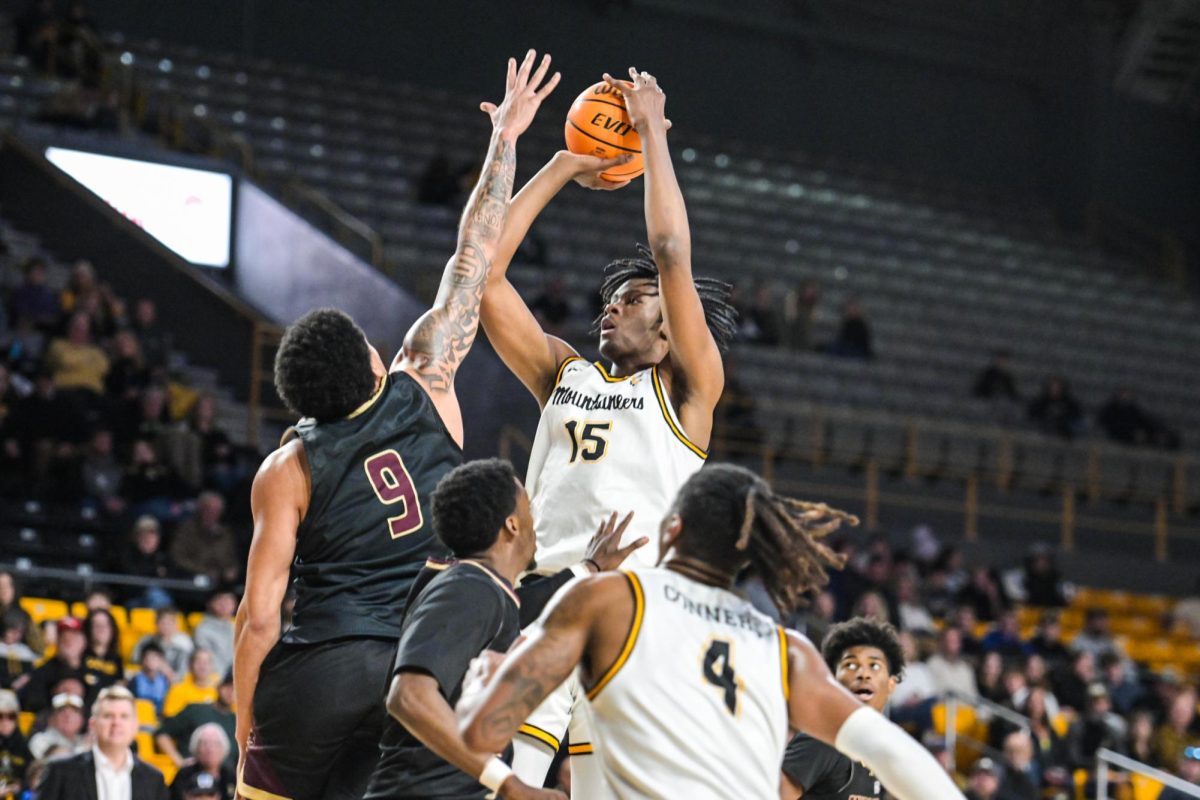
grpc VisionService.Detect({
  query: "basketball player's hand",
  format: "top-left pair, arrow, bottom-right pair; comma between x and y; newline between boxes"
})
603,67 -> 669,134
553,150 -> 635,190
499,776 -> 568,800
480,49 -> 561,140
583,511 -> 646,571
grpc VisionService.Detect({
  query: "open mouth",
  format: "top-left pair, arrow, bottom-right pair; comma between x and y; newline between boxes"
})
853,687 -> 875,700
600,319 -> 616,332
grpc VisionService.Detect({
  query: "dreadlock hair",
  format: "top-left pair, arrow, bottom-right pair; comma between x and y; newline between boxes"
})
595,244 -> 737,352
672,463 -> 858,616
274,308 -> 376,422
820,617 -> 906,680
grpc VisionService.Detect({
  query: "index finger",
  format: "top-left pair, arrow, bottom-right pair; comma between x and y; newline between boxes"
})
614,510 -> 635,534
515,48 -> 537,88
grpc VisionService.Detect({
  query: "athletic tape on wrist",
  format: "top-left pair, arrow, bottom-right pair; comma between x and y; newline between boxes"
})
479,756 -> 513,793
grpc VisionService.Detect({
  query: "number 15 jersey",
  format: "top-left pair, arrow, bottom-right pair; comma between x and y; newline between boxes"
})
283,372 -> 463,645
525,358 -> 707,573
584,568 -> 791,800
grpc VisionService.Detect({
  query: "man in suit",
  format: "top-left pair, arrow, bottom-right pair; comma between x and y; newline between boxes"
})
37,684 -> 168,800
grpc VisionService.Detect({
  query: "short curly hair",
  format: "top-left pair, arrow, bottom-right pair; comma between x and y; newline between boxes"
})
820,617 -> 905,680
431,459 -> 519,558
274,309 -> 376,421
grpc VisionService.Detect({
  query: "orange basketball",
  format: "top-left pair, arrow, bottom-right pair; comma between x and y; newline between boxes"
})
564,80 -> 643,182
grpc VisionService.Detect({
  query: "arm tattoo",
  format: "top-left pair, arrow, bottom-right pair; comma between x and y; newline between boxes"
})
476,634 -> 575,744
407,137 -> 517,392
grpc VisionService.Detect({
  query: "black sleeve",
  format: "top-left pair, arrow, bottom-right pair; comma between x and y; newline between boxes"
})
34,759 -> 68,800
394,578 -> 503,697
781,733 -> 849,794
515,569 -> 575,628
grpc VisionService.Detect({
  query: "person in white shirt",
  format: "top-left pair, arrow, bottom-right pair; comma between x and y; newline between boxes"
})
28,692 -> 87,760
192,590 -> 237,680
926,627 -> 979,700
35,686 -> 168,800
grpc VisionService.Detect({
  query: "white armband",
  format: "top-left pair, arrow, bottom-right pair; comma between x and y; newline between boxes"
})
479,756 -> 513,793
834,706 -> 964,800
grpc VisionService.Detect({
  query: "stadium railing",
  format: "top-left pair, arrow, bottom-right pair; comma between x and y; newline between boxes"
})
1096,748 -> 1200,799
941,690 -> 1030,773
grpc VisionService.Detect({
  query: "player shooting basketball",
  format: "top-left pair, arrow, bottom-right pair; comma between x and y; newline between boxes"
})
478,66 -> 737,796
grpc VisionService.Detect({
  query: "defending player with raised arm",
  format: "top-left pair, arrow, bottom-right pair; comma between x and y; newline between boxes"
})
781,619 -> 905,800
457,465 -> 964,800
234,51 -> 559,800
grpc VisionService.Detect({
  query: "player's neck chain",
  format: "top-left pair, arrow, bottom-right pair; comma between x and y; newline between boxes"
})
665,558 -> 734,589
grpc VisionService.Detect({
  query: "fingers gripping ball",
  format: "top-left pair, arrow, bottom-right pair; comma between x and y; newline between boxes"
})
564,81 -> 643,182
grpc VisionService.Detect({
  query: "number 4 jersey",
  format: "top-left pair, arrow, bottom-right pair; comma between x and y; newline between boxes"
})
525,358 -> 707,573
585,568 -> 790,800
282,372 -> 463,645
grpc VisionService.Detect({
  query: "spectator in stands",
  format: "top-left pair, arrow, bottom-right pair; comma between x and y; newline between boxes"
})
952,604 -> 984,658
7,258 -> 60,331
1097,387 -> 1180,450
782,280 -> 819,351
981,610 -> 1031,658
106,329 -> 150,402
1072,609 -> 1121,662
973,351 -> 1019,403
1127,710 -> 1158,766
964,757 -> 1001,800
416,153 -> 462,208
169,492 -> 239,585
896,574 -> 936,634
1154,688 -> 1200,768
154,672 -> 235,772
53,0 -> 103,86
998,730 -> 1040,799
1055,648 -> 1098,713
921,567 -> 957,621
1158,747 -> 1200,800
28,691 -> 87,759
958,567 -> 1009,623
1021,686 -> 1070,785
0,689 -> 31,794
14,617 -> 89,713
118,384 -> 171,450
796,590 -> 836,647
825,298 -> 873,359
1028,611 -> 1071,668
188,394 -> 243,493
163,649 -> 217,718
59,260 -> 100,317
37,685 -> 169,800
130,643 -> 170,718
0,611 -> 37,689
169,723 -> 235,800
1100,651 -> 1143,714
78,427 -> 125,515
0,573 -> 40,656
83,609 -> 122,691
44,311 -> 109,400
192,590 -> 236,679
741,281 -> 783,346
119,516 -> 175,609
851,590 -> 891,626
1020,547 -> 1067,607
529,276 -> 573,337
124,438 -> 188,522
1027,376 -> 1084,439
8,371 -> 87,494
1,315 -> 48,378
890,631 -> 936,716
927,626 -> 979,699
133,608 -> 193,682
132,298 -> 171,369
1066,683 -> 1127,768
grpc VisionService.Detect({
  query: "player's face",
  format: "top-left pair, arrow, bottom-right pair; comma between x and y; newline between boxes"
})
598,279 -> 668,364
834,645 -> 897,713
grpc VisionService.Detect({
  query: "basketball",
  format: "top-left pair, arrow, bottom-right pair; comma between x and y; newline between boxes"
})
564,80 -> 644,182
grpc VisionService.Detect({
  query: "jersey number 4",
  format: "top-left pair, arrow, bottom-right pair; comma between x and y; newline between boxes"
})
702,639 -> 741,715
364,450 -> 424,539
564,420 -> 612,463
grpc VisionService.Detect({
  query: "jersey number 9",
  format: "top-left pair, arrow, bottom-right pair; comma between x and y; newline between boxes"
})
364,450 -> 424,539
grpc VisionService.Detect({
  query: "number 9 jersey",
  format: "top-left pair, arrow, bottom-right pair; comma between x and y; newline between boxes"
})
584,568 -> 791,800
282,372 -> 463,645
525,358 -> 707,573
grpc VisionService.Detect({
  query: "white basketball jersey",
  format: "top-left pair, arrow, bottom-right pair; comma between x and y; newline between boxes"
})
526,358 -> 706,573
584,568 -> 791,800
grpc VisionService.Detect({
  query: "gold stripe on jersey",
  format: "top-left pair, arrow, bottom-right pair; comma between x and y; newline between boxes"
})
592,361 -> 635,383
586,571 -> 645,701
459,559 -> 521,607
568,743 -> 594,755
423,558 -> 452,571
777,627 -> 790,701
238,763 -> 294,800
650,367 -> 707,460
555,356 -> 584,386
346,374 -> 388,419
517,723 -> 561,753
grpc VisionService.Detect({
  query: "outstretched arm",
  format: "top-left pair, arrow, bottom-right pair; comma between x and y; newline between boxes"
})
481,151 -> 631,406
610,68 -> 724,429
395,50 -> 560,445
785,631 -> 963,800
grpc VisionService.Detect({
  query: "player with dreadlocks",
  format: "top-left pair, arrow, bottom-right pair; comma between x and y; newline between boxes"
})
458,464 -> 964,800
477,67 -> 736,797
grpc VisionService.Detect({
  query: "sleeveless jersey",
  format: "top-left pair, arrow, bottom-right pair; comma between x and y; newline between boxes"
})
525,358 -> 706,572
283,372 -> 463,644
585,568 -> 790,800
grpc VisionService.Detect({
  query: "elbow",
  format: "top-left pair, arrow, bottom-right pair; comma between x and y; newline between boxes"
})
649,236 -> 683,265
385,679 -> 414,725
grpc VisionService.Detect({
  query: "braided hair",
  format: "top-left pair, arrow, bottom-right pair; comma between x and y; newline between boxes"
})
595,244 -> 738,352
673,464 -> 858,616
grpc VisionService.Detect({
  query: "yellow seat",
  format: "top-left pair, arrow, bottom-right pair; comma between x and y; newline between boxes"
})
135,698 -> 158,730
19,597 -> 69,626
186,612 -> 204,633
1126,638 -> 1175,664
1073,587 -> 1130,612
70,601 -> 88,619
1111,616 -> 1158,637
931,702 -> 977,735
1017,607 -> 1042,628
129,608 -> 158,636
1130,773 -> 1163,800
1129,594 -> 1173,616
18,711 -> 34,736
1051,713 -> 1069,738
109,606 -> 129,631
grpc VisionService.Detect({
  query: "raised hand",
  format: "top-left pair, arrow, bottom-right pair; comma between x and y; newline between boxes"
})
583,511 -> 646,571
603,66 -> 668,134
553,150 -> 635,190
481,50 -> 562,140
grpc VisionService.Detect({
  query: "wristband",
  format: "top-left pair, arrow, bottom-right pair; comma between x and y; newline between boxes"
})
479,756 -> 513,792
585,558 -> 601,573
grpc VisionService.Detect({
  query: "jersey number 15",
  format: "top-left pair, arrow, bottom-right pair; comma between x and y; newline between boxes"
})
564,420 -> 612,464
364,450 -> 424,539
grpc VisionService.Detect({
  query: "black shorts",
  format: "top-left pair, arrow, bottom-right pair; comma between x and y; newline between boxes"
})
240,637 -> 395,800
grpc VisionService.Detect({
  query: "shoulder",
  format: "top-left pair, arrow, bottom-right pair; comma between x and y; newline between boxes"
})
134,755 -> 166,780
45,749 -> 93,771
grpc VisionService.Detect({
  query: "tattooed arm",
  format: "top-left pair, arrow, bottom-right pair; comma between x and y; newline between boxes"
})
458,573 -> 633,753
395,50 -> 560,446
